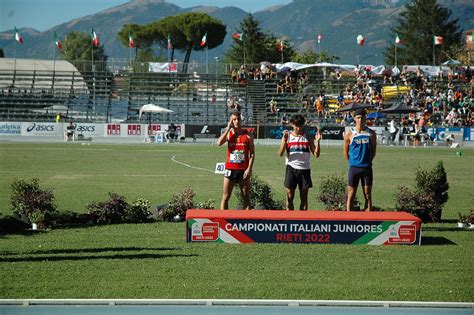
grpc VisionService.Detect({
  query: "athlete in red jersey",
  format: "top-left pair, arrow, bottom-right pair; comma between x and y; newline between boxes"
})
217,110 -> 255,209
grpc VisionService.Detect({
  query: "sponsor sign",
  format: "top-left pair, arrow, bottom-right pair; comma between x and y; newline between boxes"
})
107,124 -> 121,136
149,62 -> 178,73
187,210 -> 421,245
127,124 -> 142,136
21,122 -> 62,136
68,123 -> 104,138
0,122 -> 21,135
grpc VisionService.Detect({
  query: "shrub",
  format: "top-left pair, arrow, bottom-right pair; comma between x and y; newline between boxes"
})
234,175 -> 285,209
159,187 -> 214,222
393,161 -> 449,222
318,173 -> 346,210
10,178 -> 57,227
394,186 -> 440,222
318,173 -> 358,210
125,197 -> 152,223
87,193 -> 129,224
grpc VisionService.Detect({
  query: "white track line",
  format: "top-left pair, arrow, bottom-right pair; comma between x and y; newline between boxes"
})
171,155 -> 214,173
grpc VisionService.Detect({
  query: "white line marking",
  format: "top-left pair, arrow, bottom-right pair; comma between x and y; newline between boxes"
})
171,155 -> 214,173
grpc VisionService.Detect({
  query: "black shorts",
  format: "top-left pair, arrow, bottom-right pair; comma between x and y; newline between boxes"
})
224,169 -> 245,184
348,166 -> 373,187
284,165 -> 312,190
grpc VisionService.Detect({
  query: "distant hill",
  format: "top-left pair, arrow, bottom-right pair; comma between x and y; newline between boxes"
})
0,0 -> 473,65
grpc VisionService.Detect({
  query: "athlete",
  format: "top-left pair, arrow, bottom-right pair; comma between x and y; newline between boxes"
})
343,108 -> 377,211
278,114 -> 321,210
217,110 -> 255,210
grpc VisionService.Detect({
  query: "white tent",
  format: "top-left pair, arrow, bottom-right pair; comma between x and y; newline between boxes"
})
138,104 -> 174,120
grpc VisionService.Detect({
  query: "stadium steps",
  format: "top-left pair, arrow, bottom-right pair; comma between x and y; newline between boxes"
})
246,80 -> 266,124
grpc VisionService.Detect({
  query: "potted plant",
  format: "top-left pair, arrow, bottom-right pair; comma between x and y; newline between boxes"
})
457,212 -> 469,228
28,210 -> 45,230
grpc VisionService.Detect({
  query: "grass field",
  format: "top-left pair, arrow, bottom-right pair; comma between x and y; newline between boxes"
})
0,142 -> 473,301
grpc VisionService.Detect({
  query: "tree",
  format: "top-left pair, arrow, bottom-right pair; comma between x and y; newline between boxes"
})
292,49 -> 339,64
60,31 -> 110,94
384,0 -> 464,65
225,14 -> 295,65
150,12 -> 226,73
60,31 -> 108,71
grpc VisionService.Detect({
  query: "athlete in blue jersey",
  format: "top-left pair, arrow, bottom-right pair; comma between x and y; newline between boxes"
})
279,115 -> 321,210
343,108 -> 377,211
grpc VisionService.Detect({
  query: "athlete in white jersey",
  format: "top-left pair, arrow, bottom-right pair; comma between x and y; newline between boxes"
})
279,115 -> 321,210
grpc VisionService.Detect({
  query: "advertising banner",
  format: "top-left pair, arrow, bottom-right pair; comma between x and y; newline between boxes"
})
0,122 -> 21,136
187,210 -> 421,245
149,62 -> 178,73
66,123 -> 104,138
21,122 -> 62,136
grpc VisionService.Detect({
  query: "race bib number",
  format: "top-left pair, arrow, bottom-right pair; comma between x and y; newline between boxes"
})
229,151 -> 244,163
224,170 -> 232,177
215,163 -> 225,174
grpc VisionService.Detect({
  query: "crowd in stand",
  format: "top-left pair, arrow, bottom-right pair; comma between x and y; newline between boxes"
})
259,63 -> 473,129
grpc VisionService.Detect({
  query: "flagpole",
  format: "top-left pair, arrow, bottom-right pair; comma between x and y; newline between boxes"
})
206,45 -> 209,75
395,44 -> 397,68
432,38 -> 435,66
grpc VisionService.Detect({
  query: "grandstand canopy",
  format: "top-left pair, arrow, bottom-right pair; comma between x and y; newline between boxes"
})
0,58 -> 88,91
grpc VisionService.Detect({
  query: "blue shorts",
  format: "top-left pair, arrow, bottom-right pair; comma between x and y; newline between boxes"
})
348,166 -> 373,187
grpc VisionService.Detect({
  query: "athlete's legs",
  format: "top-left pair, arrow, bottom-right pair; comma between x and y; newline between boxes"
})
286,188 -> 295,210
239,177 -> 251,210
299,188 -> 309,210
220,177 -> 234,210
346,185 -> 358,211
362,185 -> 372,211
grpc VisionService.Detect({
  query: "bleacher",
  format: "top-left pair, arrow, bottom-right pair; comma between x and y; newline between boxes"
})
1,59 -> 471,127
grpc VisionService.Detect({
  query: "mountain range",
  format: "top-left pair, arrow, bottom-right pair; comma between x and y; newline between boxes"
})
1,0 -> 473,65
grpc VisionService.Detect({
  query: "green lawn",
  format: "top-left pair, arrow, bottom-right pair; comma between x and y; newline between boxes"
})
0,142 -> 473,301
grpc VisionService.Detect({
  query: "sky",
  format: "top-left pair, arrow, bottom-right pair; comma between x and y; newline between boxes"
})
0,0 -> 293,32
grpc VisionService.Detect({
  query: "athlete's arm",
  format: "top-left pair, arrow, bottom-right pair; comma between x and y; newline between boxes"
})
370,129 -> 377,161
278,130 -> 289,156
217,119 -> 232,146
343,130 -> 352,161
311,129 -> 321,158
244,135 -> 255,179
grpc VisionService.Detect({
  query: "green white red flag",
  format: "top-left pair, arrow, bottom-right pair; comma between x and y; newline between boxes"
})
433,36 -> 443,45
200,32 -> 207,47
128,32 -> 135,48
277,39 -> 284,52
54,32 -> 62,49
14,27 -> 23,44
357,34 -> 365,45
232,33 -> 244,41
395,35 -> 401,45
91,28 -> 99,47
167,33 -> 171,49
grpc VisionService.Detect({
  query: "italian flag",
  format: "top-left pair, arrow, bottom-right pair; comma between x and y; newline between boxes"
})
277,39 -> 284,52
167,33 -> 171,49
54,32 -> 62,49
395,35 -> 401,45
14,27 -> 23,44
466,34 -> 474,43
91,28 -> 99,47
200,32 -> 207,47
433,35 -> 443,45
357,34 -> 365,45
317,33 -> 322,44
232,33 -> 244,41
129,32 -> 134,48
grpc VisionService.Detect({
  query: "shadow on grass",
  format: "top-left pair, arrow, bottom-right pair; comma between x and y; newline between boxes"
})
421,236 -> 457,245
422,226 -> 469,232
0,252 -> 197,263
